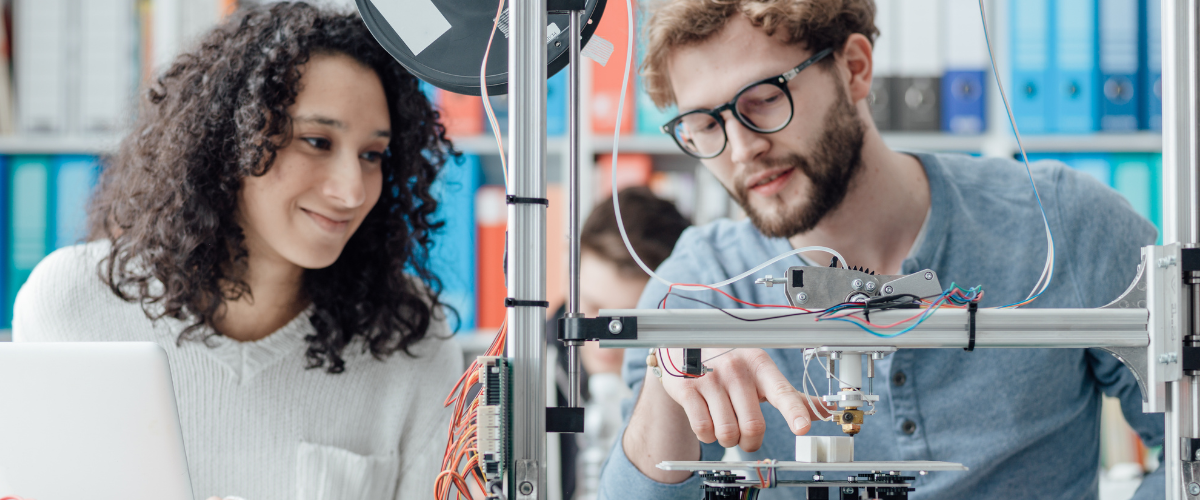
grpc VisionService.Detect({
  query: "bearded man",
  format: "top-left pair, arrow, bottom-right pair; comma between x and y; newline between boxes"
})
597,1 -> 1163,498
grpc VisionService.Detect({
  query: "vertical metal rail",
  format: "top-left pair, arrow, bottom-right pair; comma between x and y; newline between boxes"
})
1163,1 -> 1200,498
1162,0 -> 1198,245
507,0 -> 548,497
565,9 -> 584,408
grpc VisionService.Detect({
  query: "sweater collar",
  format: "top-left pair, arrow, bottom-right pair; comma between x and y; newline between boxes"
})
178,305 -> 314,384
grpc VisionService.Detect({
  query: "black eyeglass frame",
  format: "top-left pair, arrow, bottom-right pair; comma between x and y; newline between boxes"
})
660,47 -> 836,159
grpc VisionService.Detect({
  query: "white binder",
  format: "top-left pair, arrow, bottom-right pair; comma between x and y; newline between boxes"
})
15,0 -> 70,134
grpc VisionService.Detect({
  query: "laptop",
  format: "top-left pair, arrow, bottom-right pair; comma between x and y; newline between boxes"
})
0,342 -> 194,500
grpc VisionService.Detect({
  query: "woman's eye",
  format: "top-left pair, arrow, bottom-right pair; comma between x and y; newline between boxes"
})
361,150 -> 386,162
303,137 -> 331,150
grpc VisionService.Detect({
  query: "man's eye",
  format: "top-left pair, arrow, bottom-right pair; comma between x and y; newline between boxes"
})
303,137 -> 331,149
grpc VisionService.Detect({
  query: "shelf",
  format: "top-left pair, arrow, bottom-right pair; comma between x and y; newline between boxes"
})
450,131 -> 1163,157
0,134 -> 123,155
0,131 -> 1155,157
1010,132 -> 1162,153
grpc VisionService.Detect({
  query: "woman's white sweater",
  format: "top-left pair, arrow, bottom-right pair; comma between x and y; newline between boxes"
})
13,242 -> 462,500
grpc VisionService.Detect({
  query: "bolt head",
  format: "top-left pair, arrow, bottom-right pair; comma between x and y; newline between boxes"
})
924,271 -> 934,280
519,481 -> 534,495
852,279 -> 864,290
1195,449 -> 1200,461
865,281 -> 877,292
796,292 -> 809,304
883,285 -> 894,294
1189,482 -> 1200,495
608,320 -> 623,335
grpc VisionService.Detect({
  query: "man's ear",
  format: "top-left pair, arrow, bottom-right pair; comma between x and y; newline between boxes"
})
839,33 -> 874,104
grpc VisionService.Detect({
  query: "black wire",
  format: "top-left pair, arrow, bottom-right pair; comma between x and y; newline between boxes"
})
665,293 -> 825,321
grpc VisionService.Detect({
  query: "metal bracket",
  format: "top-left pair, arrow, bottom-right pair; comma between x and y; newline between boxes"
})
514,459 -> 538,499
1101,257 -> 1152,405
1146,244 -> 1185,413
558,316 -> 638,341
1183,438 -> 1200,498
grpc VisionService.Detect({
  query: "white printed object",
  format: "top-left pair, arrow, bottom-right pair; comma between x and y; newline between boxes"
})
795,436 -> 855,463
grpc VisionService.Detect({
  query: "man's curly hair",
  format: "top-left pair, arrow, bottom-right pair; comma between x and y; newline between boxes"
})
642,0 -> 879,108
87,2 -> 454,373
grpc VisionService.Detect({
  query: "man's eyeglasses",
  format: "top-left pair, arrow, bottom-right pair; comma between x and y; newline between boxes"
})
661,47 -> 835,159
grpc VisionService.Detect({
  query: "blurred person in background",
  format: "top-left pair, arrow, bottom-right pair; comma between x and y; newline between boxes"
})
546,186 -> 690,499
13,3 -> 462,499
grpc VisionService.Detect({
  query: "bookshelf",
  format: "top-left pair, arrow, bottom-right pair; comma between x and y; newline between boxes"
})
451,131 -> 1165,157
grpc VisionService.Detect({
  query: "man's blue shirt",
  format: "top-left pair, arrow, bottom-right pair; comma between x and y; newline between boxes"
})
598,152 -> 1164,499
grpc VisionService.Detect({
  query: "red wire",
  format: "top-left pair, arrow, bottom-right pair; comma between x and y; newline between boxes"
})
660,283 -> 811,311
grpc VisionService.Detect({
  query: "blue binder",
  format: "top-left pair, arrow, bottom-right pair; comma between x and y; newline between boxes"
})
7,156 -> 55,327
1098,0 -> 1140,131
636,83 -> 677,136
547,70 -> 567,137
1111,153 -> 1156,225
428,154 -> 481,331
1054,0 -> 1100,133
1142,0 -> 1162,130
1062,153 -> 1114,187
53,155 -> 100,249
941,71 -> 986,134
1011,0 -> 1053,133
634,3 -> 677,137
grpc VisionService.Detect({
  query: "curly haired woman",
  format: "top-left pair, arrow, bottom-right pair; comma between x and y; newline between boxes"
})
12,3 -> 462,499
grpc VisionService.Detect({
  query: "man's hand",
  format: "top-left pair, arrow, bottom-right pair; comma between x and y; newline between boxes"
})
659,348 -> 829,450
621,347 -> 830,483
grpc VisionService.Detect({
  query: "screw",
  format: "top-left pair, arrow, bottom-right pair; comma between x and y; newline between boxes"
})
852,279 -> 864,290
865,281 -> 877,292
813,474 -> 823,481
1195,449 -> 1200,461
608,320 -> 623,335
924,271 -> 934,280
519,481 -> 534,495
919,471 -> 928,476
1159,256 -> 1178,268
796,292 -> 809,304
883,285 -> 894,294
1189,482 -> 1199,496
1160,352 -> 1178,364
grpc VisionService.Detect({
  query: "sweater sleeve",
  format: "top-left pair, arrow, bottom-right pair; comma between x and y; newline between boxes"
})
393,320 -> 463,500
12,244 -> 108,342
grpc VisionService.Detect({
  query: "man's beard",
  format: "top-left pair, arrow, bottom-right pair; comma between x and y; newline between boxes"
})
731,86 -> 865,239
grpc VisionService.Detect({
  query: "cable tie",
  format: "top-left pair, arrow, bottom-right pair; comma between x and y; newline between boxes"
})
505,298 -> 550,308
964,302 -> 978,352
505,195 -> 549,206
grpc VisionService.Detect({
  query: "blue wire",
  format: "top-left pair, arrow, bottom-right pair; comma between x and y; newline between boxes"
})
978,0 -> 1057,309
822,283 -> 984,337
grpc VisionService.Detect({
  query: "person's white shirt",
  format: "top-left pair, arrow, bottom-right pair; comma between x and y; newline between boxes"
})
13,241 -> 463,500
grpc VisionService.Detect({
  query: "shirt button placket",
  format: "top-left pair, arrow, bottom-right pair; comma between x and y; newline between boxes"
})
887,352 -> 927,459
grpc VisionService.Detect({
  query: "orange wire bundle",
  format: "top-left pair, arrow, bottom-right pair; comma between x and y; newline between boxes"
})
435,322 -> 507,500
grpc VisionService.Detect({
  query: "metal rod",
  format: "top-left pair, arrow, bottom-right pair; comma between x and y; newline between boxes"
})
567,10 -> 582,319
1163,0 -> 1200,497
506,0 -> 548,497
1192,378 -> 1200,438
564,9 -> 584,409
1162,0 -> 1198,245
596,308 -> 1148,349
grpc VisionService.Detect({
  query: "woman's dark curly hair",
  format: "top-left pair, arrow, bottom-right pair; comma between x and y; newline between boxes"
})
87,2 -> 454,373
